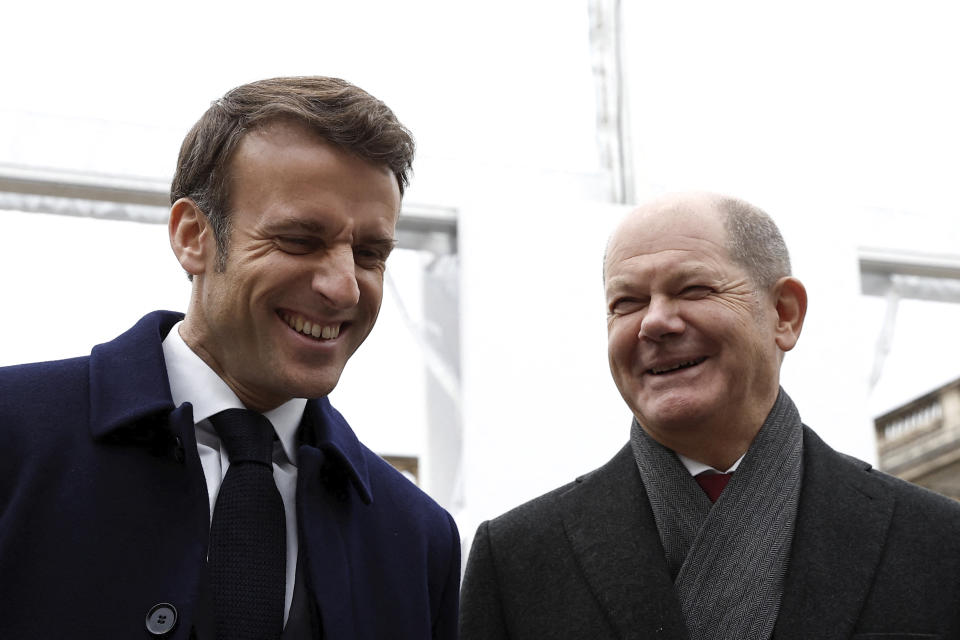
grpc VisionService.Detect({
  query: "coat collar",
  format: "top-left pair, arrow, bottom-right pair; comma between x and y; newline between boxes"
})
560,428 -> 896,640
87,310 -> 372,504
88,310 -> 180,436
298,397 -> 373,505
772,426 -> 894,640
560,444 -> 690,639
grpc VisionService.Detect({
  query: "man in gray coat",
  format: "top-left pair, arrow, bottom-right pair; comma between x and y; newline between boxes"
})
459,192 -> 960,639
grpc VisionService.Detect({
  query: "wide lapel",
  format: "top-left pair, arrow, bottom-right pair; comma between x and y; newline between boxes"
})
88,311 -> 212,640
89,310 -> 184,438
560,445 -> 690,640
773,427 -> 895,640
295,399 -> 374,640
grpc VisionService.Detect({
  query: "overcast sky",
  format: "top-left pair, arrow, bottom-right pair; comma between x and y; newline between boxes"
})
3,0 -> 959,428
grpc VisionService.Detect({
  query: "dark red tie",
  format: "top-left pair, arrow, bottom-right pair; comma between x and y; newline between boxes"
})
696,472 -> 732,503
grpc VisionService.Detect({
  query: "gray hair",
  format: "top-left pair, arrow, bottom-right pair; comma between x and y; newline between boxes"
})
717,196 -> 792,290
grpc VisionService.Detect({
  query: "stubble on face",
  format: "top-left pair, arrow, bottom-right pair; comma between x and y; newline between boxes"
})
177,121 -> 401,412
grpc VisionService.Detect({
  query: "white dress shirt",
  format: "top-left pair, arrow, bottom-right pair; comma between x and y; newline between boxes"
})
678,452 -> 745,476
162,322 -> 305,623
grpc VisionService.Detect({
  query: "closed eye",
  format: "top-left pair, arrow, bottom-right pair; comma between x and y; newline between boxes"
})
679,285 -> 711,299
276,236 -> 319,254
609,297 -> 648,315
353,244 -> 393,270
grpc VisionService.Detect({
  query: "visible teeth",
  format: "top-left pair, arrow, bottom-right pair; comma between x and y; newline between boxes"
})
283,313 -> 341,341
650,358 -> 703,375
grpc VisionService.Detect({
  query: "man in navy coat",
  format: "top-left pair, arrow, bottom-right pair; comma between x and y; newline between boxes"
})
0,77 -> 459,639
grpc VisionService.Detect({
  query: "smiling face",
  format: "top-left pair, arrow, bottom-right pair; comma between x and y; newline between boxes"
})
604,196 -> 795,465
173,120 -> 401,412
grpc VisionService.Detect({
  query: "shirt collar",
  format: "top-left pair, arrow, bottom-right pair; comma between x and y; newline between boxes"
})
162,321 -> 306,465
678,452 -> 745,476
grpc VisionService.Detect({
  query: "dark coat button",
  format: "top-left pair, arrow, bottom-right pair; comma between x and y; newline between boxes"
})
145,603 -> 178,636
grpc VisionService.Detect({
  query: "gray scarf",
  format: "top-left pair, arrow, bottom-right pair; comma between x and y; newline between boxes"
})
630,389 -> 803,640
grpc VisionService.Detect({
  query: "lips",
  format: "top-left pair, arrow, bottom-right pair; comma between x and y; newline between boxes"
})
647,356 -> 707,375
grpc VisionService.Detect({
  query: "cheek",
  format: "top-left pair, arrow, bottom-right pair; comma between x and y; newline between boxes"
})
610,315 -> 639,344
357,273 -> 385,309
607,325 -> 637,370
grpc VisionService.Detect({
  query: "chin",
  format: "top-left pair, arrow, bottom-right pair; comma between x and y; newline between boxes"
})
638,393 -> 713,429
283,370 -> 344,402
302,379 -> 341,400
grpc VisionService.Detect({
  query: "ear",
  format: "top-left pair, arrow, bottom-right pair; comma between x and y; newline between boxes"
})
770,276 -> 807,352
169,198 -> 213,277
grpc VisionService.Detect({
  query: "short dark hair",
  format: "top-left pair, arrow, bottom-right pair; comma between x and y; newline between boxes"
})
170,76 -> 415,267
717,196 -> 791,290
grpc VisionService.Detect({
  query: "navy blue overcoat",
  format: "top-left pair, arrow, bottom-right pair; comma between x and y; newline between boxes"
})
0,311 -> 460,639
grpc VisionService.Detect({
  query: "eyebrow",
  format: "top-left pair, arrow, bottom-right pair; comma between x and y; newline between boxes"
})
605,264 -> 713,293
668,265 -> 712,282
267,217 -> 326,234
268,217 -> 397,249
604,275 -> 641,296
359,236 -> 399,254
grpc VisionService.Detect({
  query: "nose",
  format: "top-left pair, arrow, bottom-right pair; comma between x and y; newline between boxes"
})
311,245 -> 360,309
638,296 -> 685,341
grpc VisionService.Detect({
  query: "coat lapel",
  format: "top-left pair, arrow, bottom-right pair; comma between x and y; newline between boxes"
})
86,312 -> 214,640
296,445 -> 357,639
560,445 -> 690,640
773,427 -> 894,640
295,399 -> 374,640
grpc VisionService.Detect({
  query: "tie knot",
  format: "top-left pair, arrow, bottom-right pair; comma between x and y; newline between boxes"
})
695,471 -> 732,503
210,408 -> 275,466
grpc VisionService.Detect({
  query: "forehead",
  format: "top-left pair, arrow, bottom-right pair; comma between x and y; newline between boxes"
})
247,117 -> 321,143
231,120 -> 337,175
604,202 -> 737,284
228,120 -> 400,217
232,119 -> 395,182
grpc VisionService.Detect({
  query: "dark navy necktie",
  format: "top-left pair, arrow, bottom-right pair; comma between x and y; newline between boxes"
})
208,409 -> 286,640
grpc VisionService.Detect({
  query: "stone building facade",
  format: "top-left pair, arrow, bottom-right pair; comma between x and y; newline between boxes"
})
875,377 -> 960,500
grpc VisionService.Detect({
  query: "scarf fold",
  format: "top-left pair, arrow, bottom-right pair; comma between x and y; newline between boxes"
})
630,389 -> 803,640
